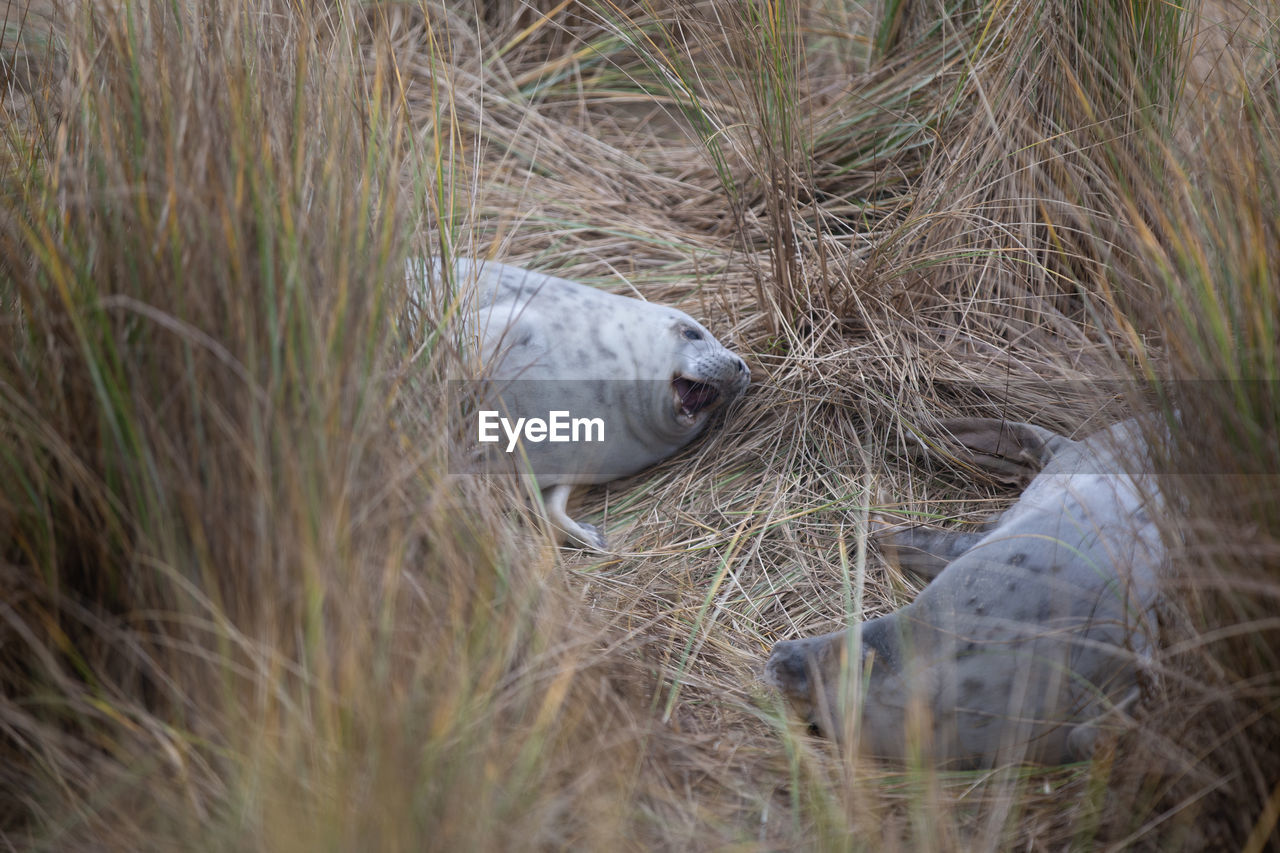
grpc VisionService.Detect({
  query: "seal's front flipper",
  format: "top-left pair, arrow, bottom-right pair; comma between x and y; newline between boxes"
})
542,484 -> 608,550
876,524 -> 988,581
573,522 -> 607,551
934,418 -> 1073,486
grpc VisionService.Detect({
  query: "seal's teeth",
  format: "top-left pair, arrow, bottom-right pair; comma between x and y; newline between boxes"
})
673,376 -> 720,415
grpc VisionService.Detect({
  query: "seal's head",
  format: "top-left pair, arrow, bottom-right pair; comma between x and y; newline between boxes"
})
666,316 -> 750,432
765,618 -> 907,753
765,631 -> 846,737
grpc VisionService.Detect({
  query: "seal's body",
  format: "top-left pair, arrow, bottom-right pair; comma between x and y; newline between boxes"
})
765,418 -> 1163,766
450,257 -> 749,548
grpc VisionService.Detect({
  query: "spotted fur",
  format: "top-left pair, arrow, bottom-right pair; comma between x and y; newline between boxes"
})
439,257 -> 749,549
766,418 -> 1163,766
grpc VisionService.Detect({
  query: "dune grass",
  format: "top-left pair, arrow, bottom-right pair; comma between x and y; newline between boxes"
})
1,0 -> 1278,848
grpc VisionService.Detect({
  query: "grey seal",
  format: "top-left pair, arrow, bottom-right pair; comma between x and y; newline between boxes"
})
445,257 -> 749,549
765,418 -> 1163,766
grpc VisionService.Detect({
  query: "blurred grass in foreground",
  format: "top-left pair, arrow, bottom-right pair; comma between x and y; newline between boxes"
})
0,1 -> 642,848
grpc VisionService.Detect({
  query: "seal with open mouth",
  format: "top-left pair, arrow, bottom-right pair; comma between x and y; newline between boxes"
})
447,257 -> 750,549
765,417 -> 1164,766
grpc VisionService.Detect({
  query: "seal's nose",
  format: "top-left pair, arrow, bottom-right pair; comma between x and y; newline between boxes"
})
764,642 -> 809,694
736,357 -> 748,374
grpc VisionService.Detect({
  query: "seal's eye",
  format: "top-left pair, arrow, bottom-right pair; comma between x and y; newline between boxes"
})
682,328 -> 703,341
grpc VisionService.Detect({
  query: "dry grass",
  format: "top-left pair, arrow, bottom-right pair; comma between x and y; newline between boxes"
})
1,0 -> 1278,849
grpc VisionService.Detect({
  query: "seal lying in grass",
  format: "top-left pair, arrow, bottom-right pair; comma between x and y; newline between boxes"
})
446,257 -> 749,549
765,418 -> 1164,766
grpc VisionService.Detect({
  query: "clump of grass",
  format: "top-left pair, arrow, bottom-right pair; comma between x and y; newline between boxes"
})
1100,27 -> 1280,845
1,0 -> 410,837
0,0 -> 648,848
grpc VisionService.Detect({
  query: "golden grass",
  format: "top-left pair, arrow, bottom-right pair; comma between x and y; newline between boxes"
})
1,0 -> 1278,849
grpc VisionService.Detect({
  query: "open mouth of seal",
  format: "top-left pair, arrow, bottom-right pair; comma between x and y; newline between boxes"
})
672,375 -> 721,422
